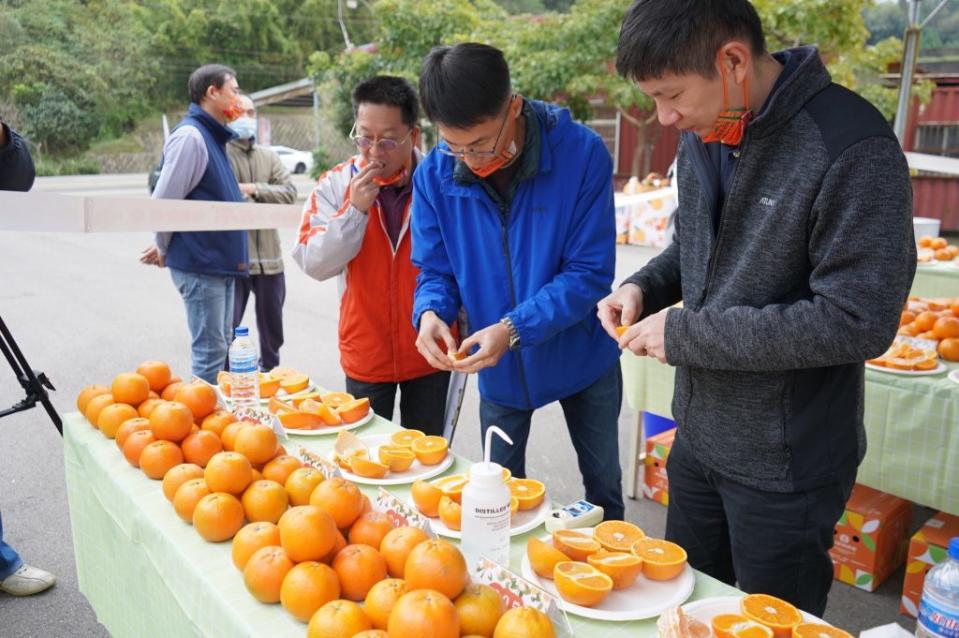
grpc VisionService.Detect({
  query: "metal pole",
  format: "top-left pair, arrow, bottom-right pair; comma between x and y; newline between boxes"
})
312,81 -> 321,150
894,0 -> 923,144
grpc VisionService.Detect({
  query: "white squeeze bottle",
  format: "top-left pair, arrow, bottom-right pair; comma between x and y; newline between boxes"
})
229,326 -> 259,410
916,536 -> 959,638
461,426 -> 514,571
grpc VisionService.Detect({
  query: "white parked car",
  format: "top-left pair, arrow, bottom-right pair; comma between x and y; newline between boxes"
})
269,145 -> 313,175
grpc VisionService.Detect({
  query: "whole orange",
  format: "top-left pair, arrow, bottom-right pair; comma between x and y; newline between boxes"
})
234,424 -> 278,465
364,578 -> 410,630
262,455 -> 303,486
332,543 -> 388,601
387,589 -> 459,638
149,401 -> 195,443
232,521 -> 281,570
285,467 -> 325,506
162,463 -> 204,502
111,372 -> 151,407
455,584 -> 506,637
201,409 -> 237,438
181,430 -> 223,468
122,429 -> 157,467
379,526 -> 429,578
97,403 -> 139,439
136,360 -> 172,392
278,505 -> 338,562
307,600 -> 371,638
280,561 -> 341,623
204,451 -> 253,495
139,440 -> 184,480
933,316 -> 959,340
241,479 -> 289,524
160,380 -> 184,401
309,477 -> 364,529
493,606 -> 556,638
84,393 -> 115,426
403,539 -> 469,600
243,545 -> 294,603
173,478 -> 211,522
116,417 -> 152,450
174,382 -> 218,420
137,398 -> 166,419
76,384 -> 110,414
939,337 -> 959,361
348,512 -> 395,549
193,492 -> 245,542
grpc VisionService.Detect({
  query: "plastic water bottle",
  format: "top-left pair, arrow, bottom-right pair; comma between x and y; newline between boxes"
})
916,537 -> 959,638
229,326 -> 259,410
461,426 -> 514,571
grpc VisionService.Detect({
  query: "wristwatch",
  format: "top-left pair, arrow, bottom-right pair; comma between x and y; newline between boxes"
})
499,316 -> 520,351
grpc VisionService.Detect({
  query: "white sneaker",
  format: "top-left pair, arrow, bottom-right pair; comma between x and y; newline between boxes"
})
0,564 -> 56,596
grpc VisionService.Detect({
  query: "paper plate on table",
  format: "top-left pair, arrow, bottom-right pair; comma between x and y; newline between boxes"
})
215,378 -> 317,405
282,410 -> 374,436
410,495 -> 551,539
948,369 -> 959,385
865,362 -> 947,376
520,527 -> 695,621
682,596 -> 828,625
329,433 -> 454,485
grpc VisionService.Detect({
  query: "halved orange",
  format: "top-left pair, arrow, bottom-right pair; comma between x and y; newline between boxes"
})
268,367 -> 300,379
712,614 -> 775,638
349,455 -> 389,479
217,371 -> 232,396
279,373 -> 310,395
431,473 -> 468,504
337,397 -> 370,424
507,478 -> 545,510
740,594 -> 803,638
438,495 -> 461,531
586,549 -> 644,589
553,561 -> 613,607
377,446 -> 415,473
259,374 -> 281,398
411,479 -> 443,517
527,537 -> 571,579
509,496 -> 519,517
792,624 -> 853,638
411,435 -> 448,465
593,520 -> 646,552
631,538 -> 687,581
321,391 -> 354,408
390,429 -> 425,449
552,530 -> 602,562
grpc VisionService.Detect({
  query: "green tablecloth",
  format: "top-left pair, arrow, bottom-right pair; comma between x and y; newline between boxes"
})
912,262 -> 959,299
64,411 -> 739,638
620,354 -> 959,516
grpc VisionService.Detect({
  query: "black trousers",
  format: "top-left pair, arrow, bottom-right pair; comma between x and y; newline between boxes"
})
346,371 -> 451,437
665,434 -> 855,617
233,272 -> 285,371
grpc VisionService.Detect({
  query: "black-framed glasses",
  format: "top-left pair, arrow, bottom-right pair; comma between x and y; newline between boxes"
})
437,95 -> 515,160
349,123 -> 414,152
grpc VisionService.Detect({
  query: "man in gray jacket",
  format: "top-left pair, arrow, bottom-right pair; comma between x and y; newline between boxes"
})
227,94 -> 296,370
600,0 -> 916,615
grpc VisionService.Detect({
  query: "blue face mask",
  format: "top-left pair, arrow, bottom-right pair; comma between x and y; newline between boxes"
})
229,116 -> 257,140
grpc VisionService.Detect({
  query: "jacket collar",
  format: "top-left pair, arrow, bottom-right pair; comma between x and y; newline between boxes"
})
187,103 -> 238,145
746,46 -> 831,141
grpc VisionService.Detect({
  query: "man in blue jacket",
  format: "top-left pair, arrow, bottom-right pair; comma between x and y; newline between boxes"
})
141,64 -> 249,383
412,43 -> 624,520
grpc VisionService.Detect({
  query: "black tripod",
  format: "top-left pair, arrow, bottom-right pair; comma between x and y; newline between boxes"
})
0,314 -> 61,434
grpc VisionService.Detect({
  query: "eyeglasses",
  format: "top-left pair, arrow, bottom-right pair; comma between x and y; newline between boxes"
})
349,123 -> 414,152
437,96 -> 514,160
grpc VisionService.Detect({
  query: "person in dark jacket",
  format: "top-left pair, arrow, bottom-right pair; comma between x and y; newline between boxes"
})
140,64 -> 249,383
412,44 -> 625,521
599,0 -> 916,615
0,119 -> 57,597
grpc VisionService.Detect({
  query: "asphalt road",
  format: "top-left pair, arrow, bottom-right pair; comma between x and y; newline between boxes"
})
0,175 -> 912,636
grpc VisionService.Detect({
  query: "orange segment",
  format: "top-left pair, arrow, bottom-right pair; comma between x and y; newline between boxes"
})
411,479 -> 443,517
631,538 -> 687,581
438,495 -> 461,531
615,325 -> 628,336
586,549 -> 644,589
507,478 -> 545,510
390,429 -> 425,449
268,396 -> 296,414
712,614 -> 775,638
279,373 -> 310,395
509,496 -> 519,518
552,530 -> 602,562
553,561 -> 613,607
349,455 -> 390,479
320,391 -> 354,408
217,371 -> 232,396
335,449 -> 368,471
277,411 -> 324,430
792,624 -> 853,638
289,391 -> 321,407
593,520 -> 645,552
337,397 -> 370,424
378,446 -> 415,473
740,594 -> 803,638
411,435 -> 448,465
431,473 -> 468,504
259,374 -> 281,398
526,537 -> 571,580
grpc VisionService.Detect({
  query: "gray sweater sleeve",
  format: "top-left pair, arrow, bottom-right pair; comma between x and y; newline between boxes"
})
623,212 -> 683,318
151,126 -> 208,255
664,136 -> 916,371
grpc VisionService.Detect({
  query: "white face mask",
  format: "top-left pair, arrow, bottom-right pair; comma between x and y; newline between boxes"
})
229,116 -> 257,140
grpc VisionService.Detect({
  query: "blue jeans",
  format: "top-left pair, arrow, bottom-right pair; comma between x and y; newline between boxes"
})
0,511 -> 24,580
170,268 -> 235,384
480,362 -> 625,521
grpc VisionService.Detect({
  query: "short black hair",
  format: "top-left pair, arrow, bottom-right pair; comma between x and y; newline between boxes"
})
351,76 -> 419,129
419,43 -> 511,128
188,64 -> 237,104
616,0 -> 766,81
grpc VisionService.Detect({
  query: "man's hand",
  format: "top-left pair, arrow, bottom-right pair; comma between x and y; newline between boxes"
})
415,311 -> 457,371
598,283 -> 644,339
238,183 -> 257,198
619,308 -> 668,363
349,161 -> 383,213
139,245 -> 166,268
451,322 -> 510,374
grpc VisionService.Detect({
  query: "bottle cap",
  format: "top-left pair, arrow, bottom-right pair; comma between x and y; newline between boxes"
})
235,326 -> 249,337
950,537 -> 959,561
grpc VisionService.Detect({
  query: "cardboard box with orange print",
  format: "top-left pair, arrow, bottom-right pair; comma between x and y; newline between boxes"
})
900,511 -> 959,617
642,427 -> 675,507
829,484 -> 912,592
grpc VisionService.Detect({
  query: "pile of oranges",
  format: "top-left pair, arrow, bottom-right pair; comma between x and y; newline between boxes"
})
76,361 -> 556,638
917,236 -> 959,263
526,521 -> 687,609
897,296 -> 959,362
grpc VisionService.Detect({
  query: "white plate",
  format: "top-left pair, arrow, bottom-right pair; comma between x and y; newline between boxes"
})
283,410 -> 374,436
409,495 -> 551,539
682,595 -> 828,625
948,369 -> 959,385
865,362 -> 947,376
216,378 -> 317,404
329,433 -> 454,485
520,528 -> 695,621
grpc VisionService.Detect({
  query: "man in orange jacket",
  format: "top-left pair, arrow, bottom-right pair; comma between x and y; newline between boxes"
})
293,76 -> 455,435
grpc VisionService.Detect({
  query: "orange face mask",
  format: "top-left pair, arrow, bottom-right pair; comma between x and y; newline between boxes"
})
359,156 -> 412,187
468,101 -> 519,178
702,58 -> 752,146
223,96 -> 245,123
